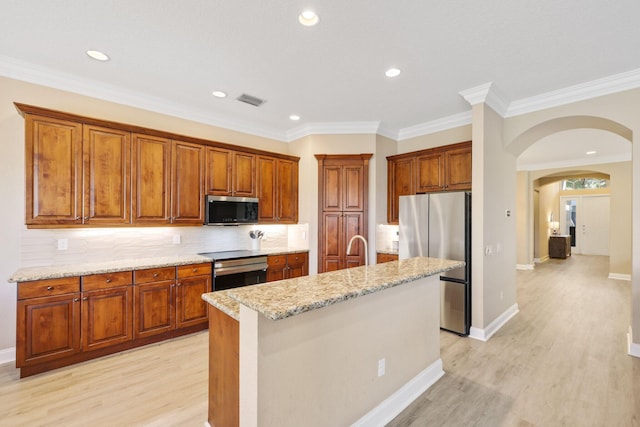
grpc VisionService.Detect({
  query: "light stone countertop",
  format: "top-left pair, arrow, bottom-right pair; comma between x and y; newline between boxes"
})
8,254 -> 215,282
202,257 -> 463,321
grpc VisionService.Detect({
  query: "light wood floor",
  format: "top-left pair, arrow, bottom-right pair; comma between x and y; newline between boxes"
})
1,255 -> 638,426
389,255 -> 640,427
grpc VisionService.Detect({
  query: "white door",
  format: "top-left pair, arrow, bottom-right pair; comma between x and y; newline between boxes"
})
581,195 -> 610,256
559,195 -> 609,255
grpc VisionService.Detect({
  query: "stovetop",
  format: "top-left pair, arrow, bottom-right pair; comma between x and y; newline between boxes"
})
198,250 -> 267,261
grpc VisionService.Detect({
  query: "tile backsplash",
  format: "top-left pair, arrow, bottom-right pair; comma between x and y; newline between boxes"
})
376,224 -> 399,252
20,223 -> 309,267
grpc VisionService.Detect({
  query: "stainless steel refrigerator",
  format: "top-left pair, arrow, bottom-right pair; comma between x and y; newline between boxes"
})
398,191 -> 471,336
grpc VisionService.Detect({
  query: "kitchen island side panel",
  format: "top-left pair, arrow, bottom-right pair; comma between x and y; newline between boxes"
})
239,275 -> 440,427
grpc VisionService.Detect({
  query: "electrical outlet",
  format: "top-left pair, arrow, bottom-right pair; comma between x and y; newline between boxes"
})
172,234 -> 181,245
57,238 -> 68,251
378,358 -> 386,377
485,245 -> 492,256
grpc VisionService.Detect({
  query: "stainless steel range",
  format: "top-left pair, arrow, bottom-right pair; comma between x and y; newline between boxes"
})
198,250 -> 268,291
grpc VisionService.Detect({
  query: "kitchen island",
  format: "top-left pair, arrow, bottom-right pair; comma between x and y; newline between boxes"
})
202,256 -> 463,427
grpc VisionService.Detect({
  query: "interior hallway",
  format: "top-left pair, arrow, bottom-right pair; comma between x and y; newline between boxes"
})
0,255 -> 638,426
389,255 -> 640,426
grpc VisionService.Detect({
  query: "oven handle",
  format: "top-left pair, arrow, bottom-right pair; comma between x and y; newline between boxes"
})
214,263 -> 268,277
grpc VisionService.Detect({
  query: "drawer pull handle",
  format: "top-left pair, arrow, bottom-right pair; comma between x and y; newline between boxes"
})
106,279 -> 112,283
193,268 -> 198,272
153,273 -> 159,278
47,286 -> 54,291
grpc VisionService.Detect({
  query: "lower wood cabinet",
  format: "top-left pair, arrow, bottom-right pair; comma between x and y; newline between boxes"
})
376,253 -> 399,264
266,252 -> 309,282
16,263 -> 211,377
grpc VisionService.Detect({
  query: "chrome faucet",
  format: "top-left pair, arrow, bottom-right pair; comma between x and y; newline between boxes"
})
346,234 -> 368,266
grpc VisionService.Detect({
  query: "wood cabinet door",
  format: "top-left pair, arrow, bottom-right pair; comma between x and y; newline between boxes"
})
205,147 -> 232,195
134,280 -> 175,339
83,125 -> 131,224
321,165 -> 343,212
82,286 -> 133,351
132,134 -> 171,224
416,152 -> 445,193
376,253 -> 398,264
286,253 -> 308,278
321,212 -> 343,272
344,212 -> 365,269
176,275 -> 210,328
257,156 -> 277,222
171,140 -> 205,224
445,146 -> 472,190
16,293 -> 81,367
266,255 -> 288,282
388,157 -> 415,224
343,164 -> 365,211
25,115 -> 83,225
232,152 -> 256,197
276,159 -> 298,223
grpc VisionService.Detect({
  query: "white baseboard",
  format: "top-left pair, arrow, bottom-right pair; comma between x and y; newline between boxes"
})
351,358 -> 445,427
469,304 -> 519,342
0,347 -> 15,366
516,264 -> 534,270
609,273 -> 631,281
628,326 -> 640,358
534,256 -> 549,264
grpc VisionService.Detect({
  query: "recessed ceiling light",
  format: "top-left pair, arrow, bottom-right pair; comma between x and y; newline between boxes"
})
86,50 -> 110,61
212,90 -> 227,98
298,10 -> 319,26
586,150 -> 597,155
385,68 -> 401,78
289,114 -> 301,121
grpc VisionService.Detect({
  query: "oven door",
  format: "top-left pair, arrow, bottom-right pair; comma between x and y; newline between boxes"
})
213,260 -> 268,291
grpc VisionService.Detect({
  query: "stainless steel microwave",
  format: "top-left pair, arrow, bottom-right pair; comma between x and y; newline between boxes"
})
205,195 -> 259,225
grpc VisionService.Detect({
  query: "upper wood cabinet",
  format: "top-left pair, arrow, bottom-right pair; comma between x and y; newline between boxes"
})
387,156 -> 416,224
257,156 -> 298,223
132,134 -> 172,224
82,125 -> 131,225
25,115 -> 83,225
172,140 -> 205,224
387,141 -> 471,224
205,147 -> 255,197
18,103 -> 299,228
319,157 -> 367,212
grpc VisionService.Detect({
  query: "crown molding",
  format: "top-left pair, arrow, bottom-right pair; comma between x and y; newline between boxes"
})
459,82 -> 509,116
398,111 -> 472,141
506,68 -> 640,118
0,54 -> 288,142
285,121 -> 381,142
516,152 -> 631,171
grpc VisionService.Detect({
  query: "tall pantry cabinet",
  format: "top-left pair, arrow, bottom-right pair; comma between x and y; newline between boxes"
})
316,154 -> 372,273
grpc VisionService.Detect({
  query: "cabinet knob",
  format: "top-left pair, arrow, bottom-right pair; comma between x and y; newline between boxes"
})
73,298 -> 79,302
75,216 -> 81,220
105,279 -> 112,283
153,273 -> 159,278
82,296 -> 88,301
84,216 -> 89,221
47,286 -> 54,291
176,282 -> 181,287
192,268 -> 198,272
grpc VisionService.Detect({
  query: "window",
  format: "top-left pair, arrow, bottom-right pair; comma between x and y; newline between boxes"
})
562,178 -> 609,190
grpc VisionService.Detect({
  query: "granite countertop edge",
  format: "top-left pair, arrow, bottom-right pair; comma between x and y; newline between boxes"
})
208,257 -> 464,322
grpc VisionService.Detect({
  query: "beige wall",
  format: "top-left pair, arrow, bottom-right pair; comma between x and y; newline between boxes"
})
239,276 -> 441,426
398,125 -> 472,154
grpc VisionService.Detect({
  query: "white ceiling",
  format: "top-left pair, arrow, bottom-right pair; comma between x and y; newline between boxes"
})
1,1 -> 639,166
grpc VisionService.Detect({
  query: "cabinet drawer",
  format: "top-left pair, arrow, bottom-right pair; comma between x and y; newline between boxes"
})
177,263 -> 212,279
267,255 -> 287,266
18,277 -> 80,300
82,271 -> 132,291
286,253 -> 306,264
134,267 -> 176,284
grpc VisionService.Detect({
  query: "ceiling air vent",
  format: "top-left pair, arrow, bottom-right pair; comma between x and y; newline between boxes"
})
236,93 -> 266,107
